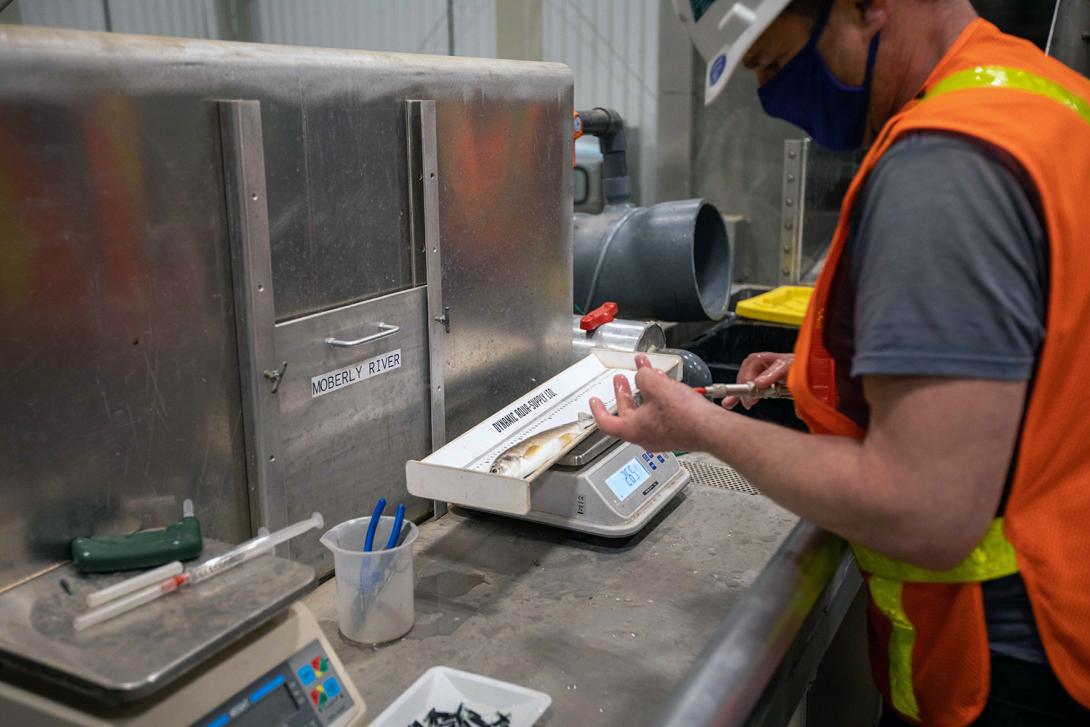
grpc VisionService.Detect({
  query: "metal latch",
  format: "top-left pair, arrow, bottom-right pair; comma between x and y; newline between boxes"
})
434,305 -> 451,334
263,361 -> 288,394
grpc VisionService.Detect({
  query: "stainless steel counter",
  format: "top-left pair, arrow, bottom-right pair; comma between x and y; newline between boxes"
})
303,477 -> 798,725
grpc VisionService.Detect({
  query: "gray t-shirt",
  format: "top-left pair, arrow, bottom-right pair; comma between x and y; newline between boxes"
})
824,131 -> 1048,664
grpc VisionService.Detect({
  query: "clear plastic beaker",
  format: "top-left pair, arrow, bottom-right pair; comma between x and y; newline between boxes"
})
320,515 -> 418,644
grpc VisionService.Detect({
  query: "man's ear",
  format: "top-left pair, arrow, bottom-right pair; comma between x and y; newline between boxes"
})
860,0 -> 891,38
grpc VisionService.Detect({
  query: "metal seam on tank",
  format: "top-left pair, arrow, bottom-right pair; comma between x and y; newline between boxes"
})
582,205 -> 643,313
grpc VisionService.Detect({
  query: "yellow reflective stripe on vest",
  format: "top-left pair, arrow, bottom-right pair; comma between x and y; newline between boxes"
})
853,517 -> 1018,583
853,518 -> 1018,722
924,65 -> 1090,126
869,576 -> 920,721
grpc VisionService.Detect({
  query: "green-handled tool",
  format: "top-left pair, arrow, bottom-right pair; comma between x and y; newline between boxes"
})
71,499 -> 203,573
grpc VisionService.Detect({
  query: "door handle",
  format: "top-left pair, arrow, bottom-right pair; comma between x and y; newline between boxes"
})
325,322 -> 399,348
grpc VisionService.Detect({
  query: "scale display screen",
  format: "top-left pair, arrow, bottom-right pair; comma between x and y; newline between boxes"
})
232,677 -> 297,727
604,457 -> 651,501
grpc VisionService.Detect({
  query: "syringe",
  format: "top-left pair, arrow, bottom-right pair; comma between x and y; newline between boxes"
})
694,382 -> 792,400
74,512 -> 323,631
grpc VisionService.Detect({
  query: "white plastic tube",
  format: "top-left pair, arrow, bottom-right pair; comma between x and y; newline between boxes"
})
74,572 -> 189,631
86,561 -> 184,608
73,512 -> 324,632
188,512 -> 324,584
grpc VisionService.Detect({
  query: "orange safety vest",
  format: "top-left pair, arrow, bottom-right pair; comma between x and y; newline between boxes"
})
788,19 -> 1090,726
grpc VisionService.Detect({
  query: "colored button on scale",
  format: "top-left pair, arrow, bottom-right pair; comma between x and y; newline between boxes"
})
298,664 -> 316,685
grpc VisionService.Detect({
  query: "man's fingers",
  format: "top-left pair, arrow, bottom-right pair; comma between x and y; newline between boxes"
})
636,353 -> 668,376
589,396 -> 611,422
590,397 -> 625,437
754,358 -> 789,388
721,396 -> 739,410
634,365 -> 671,398
737,355 -> 768,383
614,374 -> 637,413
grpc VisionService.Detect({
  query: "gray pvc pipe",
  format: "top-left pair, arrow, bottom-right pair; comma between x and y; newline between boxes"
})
573,198 -> 732,322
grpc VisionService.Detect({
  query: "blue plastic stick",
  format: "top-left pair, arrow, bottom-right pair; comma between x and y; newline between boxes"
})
363,498 -> 386,552
385,503 -> 406,550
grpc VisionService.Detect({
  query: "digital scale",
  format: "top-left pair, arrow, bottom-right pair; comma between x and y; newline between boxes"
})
407,350 -> 691,537
0,542 -> 366,727
522,429 -> 688,536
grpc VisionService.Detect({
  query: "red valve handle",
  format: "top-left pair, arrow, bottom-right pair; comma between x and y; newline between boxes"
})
580,301 -> 618,332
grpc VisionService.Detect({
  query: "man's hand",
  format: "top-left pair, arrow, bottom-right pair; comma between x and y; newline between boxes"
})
722,352 -> 794,410
589,353 -> 721,453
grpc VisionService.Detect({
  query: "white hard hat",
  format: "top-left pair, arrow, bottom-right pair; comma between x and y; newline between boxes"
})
672,0 -> 792,105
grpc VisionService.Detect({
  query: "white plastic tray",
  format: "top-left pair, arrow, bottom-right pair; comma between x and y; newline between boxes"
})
370,666 -> 551,727
406,350 -> 681,516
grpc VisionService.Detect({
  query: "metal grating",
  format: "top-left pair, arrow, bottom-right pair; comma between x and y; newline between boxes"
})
680,457 -> 761,496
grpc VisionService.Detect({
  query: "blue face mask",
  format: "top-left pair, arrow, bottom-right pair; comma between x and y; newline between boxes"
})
757,3 -> 880,151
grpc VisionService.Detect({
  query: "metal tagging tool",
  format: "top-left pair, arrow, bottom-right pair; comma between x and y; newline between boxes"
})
695,382 -> 793,400
407,350 -> 692,537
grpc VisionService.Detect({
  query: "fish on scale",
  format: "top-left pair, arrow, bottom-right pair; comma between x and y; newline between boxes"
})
489,412 -> 596,478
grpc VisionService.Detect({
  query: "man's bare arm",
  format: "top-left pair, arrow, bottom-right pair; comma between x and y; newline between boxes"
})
591,357 -> 1025,568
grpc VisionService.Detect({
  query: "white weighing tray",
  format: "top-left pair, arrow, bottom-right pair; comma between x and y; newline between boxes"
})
406,350 -> 682,516
370,666 -> 551,727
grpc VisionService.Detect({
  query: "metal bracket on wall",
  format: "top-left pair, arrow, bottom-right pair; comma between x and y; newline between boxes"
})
407,99 -> 449,518
779,138 -> 809,286
219,99 -> 289,536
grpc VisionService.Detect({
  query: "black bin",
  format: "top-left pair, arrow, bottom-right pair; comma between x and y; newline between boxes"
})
683,316 -> 806,431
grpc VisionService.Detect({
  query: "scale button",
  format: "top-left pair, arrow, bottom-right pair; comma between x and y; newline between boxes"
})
657,455 -> 665,463
310,688 -> 320,705
205,715 -> 230,727
324,677 -> 341,698
298,664 -> 316,685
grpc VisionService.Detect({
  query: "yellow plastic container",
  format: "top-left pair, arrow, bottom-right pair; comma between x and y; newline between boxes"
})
735,286 -> 813,327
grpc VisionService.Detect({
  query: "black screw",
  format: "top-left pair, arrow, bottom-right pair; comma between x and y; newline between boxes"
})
416,706 -> 513,727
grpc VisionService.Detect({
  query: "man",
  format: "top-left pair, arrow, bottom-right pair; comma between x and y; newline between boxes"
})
591,1 -> 1090,724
